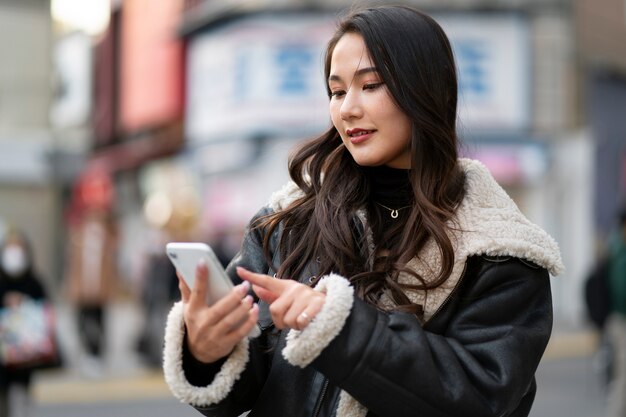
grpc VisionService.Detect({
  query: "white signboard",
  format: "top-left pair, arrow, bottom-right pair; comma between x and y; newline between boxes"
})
438,14 -> 531,132
50,32 -> 92,128
186,13 -> 531,143
186,15 -> 334,143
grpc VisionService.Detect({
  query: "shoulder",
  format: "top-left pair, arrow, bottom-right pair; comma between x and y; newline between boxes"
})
476,254 -> 543,270
455,158 -> 564,276
463,255 -> 550,292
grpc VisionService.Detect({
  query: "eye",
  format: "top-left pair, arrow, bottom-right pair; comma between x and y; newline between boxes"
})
363,82 -> 384,91
329,90 -> 346,98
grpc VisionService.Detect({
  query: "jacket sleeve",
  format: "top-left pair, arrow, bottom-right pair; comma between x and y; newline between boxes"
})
163,207 -> 276,416
306,257 -> 553,417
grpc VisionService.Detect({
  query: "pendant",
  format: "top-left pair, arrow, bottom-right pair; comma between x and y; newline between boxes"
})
390,210 -> 399,219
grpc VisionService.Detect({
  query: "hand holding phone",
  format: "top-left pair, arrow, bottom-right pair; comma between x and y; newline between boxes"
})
166,242 -> 261,338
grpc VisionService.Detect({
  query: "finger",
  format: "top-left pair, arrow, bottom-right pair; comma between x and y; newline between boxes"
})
225,303 -> 260,341
284,290 -> 326,330
237,267 -> 287,295
267,285 -> 298,329
188,259 -> 209,309
206,301 -> 259,352
177,272 -> 191,303
281,288 -> 314,327
212,295 -> 255,334
251,284 -> 279,304
266,281 -> 306,329
300,295 -> 325,328
307,295 -> 325,319
295,311 -> 312,330
204,281 -> 251,326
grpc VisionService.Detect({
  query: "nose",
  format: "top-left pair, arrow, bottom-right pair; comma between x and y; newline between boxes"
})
339,88 -> 363,121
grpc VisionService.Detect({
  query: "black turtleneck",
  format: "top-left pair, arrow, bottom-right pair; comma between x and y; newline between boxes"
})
365,165 -> 413,208
364,165 -> 413,235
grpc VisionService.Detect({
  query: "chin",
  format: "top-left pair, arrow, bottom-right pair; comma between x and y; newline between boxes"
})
353,160 -> 380,167
348,154 -> 380,167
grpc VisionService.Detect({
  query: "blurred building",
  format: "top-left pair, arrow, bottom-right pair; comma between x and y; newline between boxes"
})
575,0 -> 626,243
0,0 -> 58,289
50,0 -> 190,294
29,0 -> 615,328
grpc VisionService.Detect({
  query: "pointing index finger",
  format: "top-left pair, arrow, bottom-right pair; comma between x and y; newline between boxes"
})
236,267 -> 286,294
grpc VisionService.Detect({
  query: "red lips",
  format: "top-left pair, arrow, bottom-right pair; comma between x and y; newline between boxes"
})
346,128 -> 373,137
346,128 -> 375,144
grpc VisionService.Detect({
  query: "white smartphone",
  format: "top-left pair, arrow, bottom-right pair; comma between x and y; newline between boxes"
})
165,242 -> 261,338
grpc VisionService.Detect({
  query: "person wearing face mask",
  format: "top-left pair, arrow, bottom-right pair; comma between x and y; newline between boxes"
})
0,228 -> 48,417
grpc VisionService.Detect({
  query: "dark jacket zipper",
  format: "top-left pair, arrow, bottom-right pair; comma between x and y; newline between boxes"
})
313,378 -> 330,417
423,261 -> 468,326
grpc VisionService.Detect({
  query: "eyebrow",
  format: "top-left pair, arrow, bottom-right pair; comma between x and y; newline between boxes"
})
328,66 -> 378,83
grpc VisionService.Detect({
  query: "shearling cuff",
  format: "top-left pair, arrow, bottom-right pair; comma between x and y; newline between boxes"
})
282,274 -> 354,368
337,391 -> 368,417
162,301 -> 250,407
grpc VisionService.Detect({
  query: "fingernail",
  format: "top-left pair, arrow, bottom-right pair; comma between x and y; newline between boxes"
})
243,295 -> 253,305
197,259 -> 207,269
238,281 -> 250,294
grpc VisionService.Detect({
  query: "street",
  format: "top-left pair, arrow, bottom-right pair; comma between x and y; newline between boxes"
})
532,355 -> 606,417
29,351 -> 608,417
32,399 -> 197,417
25,301 -> 608,417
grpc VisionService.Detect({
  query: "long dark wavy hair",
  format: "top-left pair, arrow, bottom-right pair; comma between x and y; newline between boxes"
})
258,6 -> 466,317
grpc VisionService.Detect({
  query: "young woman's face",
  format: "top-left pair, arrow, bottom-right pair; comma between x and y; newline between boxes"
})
328,32 -> 412,169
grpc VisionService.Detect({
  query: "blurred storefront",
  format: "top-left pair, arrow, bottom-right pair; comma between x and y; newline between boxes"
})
92,0 -> 187,291
0,0 -> 58,290
576,0 -> 626,242
52,0 -> 189,296
42,0 -> 598,327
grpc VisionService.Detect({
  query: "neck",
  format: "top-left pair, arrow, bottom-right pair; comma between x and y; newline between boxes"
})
365,165 -> 412,207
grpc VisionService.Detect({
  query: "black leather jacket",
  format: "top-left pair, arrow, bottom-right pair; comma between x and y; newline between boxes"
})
173,208 -> 553,417
164,160 -> 561,417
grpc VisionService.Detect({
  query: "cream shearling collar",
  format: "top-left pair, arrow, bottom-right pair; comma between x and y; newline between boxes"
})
269,158 -> 564,320
393,158 -> 563,321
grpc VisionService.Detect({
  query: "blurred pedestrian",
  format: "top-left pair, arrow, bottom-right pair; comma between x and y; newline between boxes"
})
584,242 -> 613,386
136,241 -> 179,368
0,228 -> 49,417
605,209 -> 626,417
64,209 -> 119,377
162,6 -> 564,417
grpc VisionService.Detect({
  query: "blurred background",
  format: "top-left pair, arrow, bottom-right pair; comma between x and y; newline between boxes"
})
0,0 -> 623,415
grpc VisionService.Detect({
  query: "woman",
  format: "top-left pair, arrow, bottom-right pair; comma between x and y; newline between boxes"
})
163,6 -> 563,417
64,208 -> 118,375
0,229 -> 49,417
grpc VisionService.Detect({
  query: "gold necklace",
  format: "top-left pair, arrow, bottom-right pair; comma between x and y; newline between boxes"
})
375,202 -> 412,219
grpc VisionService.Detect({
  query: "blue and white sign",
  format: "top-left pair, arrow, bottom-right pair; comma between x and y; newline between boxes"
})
186,13 -> 531,144
437,14 -> 531,132
186,15 -> 334,143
